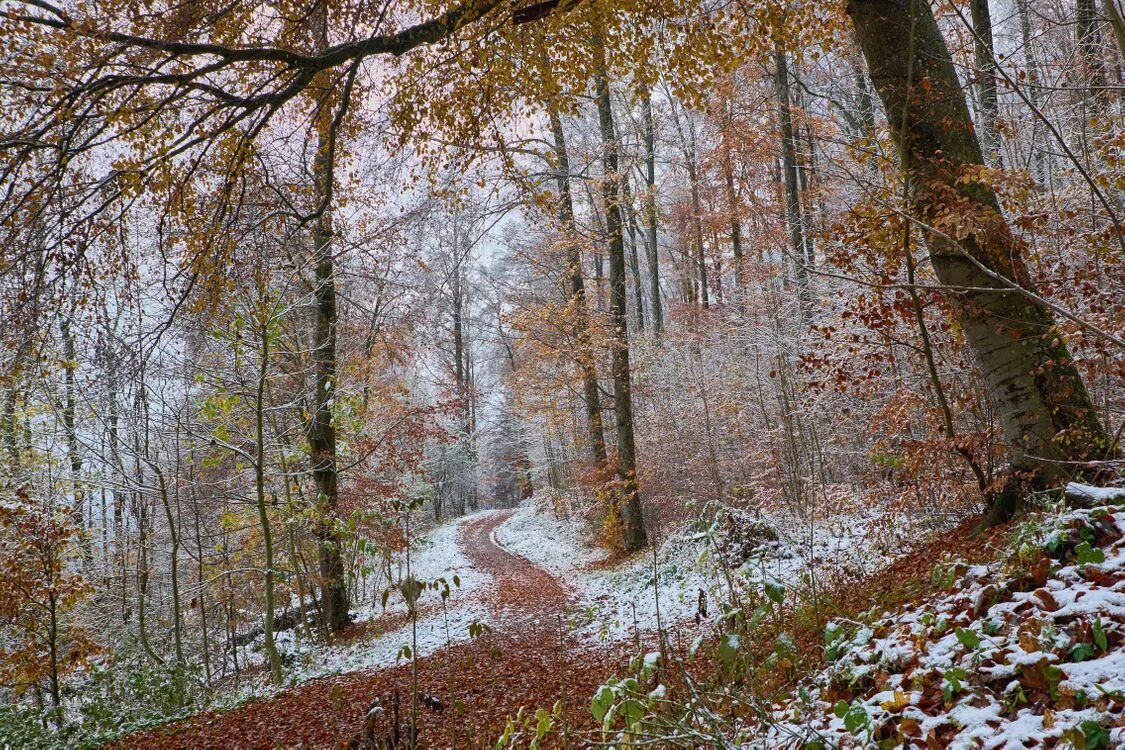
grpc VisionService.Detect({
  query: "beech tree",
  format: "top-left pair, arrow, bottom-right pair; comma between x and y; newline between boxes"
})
845,0 -> 1112,520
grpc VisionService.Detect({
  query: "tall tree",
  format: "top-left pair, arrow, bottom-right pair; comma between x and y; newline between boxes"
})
969,0 -> 1000,164
846,0 -> 1111,521
547,103 -> 610,468
594,42 -> 647,551
640,87 -> 664,335
1077,0 -> 1110,107
307,0 -> 348,635
774,44 -> 812,320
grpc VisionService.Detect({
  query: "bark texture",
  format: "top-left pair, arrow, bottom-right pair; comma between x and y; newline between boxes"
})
640,88 -> 664,335
308,1 -> 348,634
548,105 -> 609,467
846,0 -> 1110,518
774,45 -> 811,320
594,47 -> 647,551
969,0 -> 1000,164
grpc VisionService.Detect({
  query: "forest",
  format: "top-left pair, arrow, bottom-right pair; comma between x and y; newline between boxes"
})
0,0 -> 1122,747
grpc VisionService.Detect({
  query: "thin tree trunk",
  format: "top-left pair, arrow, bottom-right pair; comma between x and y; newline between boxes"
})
640,88 -> 663,335
1017,0 -> 1046,182
189,461 -> 212,684
154,464 -> 184,667
60,316 -> 84,532
547,103 -> 609,467
774,44 -> 812,320
720,117 -> 744,301
847,0 -> 1111,521
686,157 -> 709,309
970,0 -> 1000,165
621,173 -> 646,330
594,41 -> 647,551
47,591 -> 61,726
255,314 -> 283,685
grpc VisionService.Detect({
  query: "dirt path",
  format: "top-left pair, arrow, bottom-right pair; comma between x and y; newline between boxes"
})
115,512 -> 624,749
458,511 -> 570,617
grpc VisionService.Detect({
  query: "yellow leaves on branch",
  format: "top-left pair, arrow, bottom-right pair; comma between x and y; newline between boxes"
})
0,496 -> 95,693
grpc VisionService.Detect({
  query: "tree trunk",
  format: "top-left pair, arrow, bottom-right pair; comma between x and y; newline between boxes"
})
1017,0 -> 1046,182
686,157 -> 710,309
720,116 -> 744,301
594,44 -> 647,551
1077,0 -> 1110,107
1104,0 -> 1125,62
846,0 -> 1111,520
621,174 -> 646,331
308,2 -> 348,635
255,315 -> 283,685
547,104 -> 609,467
640,88 -> 664,335
969,0 -> 1000,165
774,45 -> 812,320
154,464 -> 184,667
189,462 -> 212,684
59,316 -> 84,531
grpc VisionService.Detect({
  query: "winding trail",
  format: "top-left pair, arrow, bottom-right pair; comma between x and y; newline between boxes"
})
117,511 -> 624,749
459,511 -> 571,616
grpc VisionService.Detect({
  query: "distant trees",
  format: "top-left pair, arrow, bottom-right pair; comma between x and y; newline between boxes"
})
0,0 -> 1120,730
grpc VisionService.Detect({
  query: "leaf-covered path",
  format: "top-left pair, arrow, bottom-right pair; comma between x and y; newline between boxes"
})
114,511 -> 625,749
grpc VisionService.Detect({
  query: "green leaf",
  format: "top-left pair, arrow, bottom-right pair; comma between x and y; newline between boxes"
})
1075,542 -> 1106,565
400,577 -> 424,609
955,627 -> 981,650
763,579 -> 785,606
534,707 -> 552,740
591,685 -> 614,722
619,698 -> 645,729
1080,720 -> 1110,749
775,632 -> 797,657
719,633 -> 741,667
1070,642 -> 1096,662
1093,617 -> 1108,652
833,700 -> 869,734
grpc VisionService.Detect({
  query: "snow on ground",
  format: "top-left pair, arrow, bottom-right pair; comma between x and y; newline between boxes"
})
493,493 -> 917,644
285,598 -> 492,683
754,494 -> 1125,748
1067,482 -> 1125,503
241,513 -> 495,695
351,512 -> 493,625
493,494 -> 711,642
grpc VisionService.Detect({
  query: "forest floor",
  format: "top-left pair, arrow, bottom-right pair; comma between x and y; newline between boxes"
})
113,512 -> 629,749
112,487 -> 1125,748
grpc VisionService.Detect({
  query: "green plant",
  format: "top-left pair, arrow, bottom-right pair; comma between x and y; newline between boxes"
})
1075,542 -> 1106,566
832,699 -> 870,736
1092,617 -> 1108,652
942,667 -> 968,704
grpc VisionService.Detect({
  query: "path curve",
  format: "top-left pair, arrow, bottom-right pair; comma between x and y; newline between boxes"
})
115,511 -> 623,749
458,511 -> 571,618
